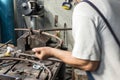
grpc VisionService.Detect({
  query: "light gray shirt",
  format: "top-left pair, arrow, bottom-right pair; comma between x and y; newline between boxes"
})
72,0 -> 120,80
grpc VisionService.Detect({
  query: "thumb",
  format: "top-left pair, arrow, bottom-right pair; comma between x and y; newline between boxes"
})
35,52 -> 43,59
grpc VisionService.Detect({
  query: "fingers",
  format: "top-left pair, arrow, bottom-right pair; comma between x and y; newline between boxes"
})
32,48 -> 42,53
32,47 -> 45,60
32,48 -> 41,59
35,52 -> 42,59
35,51 -> 47,60
32,47 -> 50,60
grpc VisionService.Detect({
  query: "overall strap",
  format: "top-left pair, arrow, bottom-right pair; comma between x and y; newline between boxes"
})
83,0 -> 120,46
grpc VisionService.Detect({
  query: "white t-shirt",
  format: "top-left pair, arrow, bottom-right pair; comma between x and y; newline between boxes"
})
72,0 -> 120,80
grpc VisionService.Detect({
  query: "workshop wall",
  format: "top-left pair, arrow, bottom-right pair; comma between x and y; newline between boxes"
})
43,0 -> 75,50
14,0 -> 74,50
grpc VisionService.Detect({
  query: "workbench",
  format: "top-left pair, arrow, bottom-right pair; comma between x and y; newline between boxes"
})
0,43 -> 65,80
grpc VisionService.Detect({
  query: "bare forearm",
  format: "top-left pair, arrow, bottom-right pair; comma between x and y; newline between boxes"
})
32,47 -> 99,71
50,48 -> 75,64
50,48 -> 99,71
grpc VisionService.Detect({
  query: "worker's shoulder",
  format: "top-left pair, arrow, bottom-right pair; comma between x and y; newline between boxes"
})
74,2 -> 98,17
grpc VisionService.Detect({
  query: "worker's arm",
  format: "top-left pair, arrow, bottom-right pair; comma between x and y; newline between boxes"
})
32,47 -> 99,71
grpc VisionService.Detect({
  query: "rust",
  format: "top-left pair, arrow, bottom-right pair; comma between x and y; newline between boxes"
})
0,28 -> 66,80
17,28 -> 63,52
0,57 -> 52,80
15,28 -> 72,32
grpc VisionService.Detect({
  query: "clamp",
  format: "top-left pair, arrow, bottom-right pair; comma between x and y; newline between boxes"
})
62,0 -> 72,10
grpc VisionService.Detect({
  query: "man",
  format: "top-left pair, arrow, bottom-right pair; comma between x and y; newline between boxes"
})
32,0 -> 120,80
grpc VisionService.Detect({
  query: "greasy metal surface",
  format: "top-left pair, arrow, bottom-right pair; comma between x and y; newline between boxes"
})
0,59 -> 62,80
17,32 -> 29,52
17,31 -> 50,52
28,32 -> 50,48
17,28 -> 63,52
0,48 -> 64,80
0,74 -> 18,80
0,30 -> 65,80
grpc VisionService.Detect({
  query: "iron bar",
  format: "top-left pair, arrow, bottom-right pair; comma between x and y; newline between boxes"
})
15,28 -> 72,32
0,40 -> 12,48
3,61 -> 19,74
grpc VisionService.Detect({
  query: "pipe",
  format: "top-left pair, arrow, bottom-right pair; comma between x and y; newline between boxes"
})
0,0 -> 15,44
15,27 -> 72,31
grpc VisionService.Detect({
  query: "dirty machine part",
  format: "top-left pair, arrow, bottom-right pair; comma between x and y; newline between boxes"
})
0,30 -> 65,80
17,30 -> 62,52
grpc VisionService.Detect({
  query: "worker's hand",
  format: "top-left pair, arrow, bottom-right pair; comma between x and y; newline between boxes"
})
32,47 -> 53,60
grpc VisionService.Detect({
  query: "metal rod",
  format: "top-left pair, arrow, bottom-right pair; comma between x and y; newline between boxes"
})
13,52 -> 62,62
15,28 -> 72,32
0,40 -> 12,48
0,61 -> 16,67
36,68 -> 43,79
47,58 -> 62,62
0,57 -> 52,80
4,61 -> 19,74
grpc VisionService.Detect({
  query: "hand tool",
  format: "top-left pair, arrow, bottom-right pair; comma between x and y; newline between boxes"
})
0,47 -> 14,57
62,0 -> 72,10
4,47 -> 14,57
